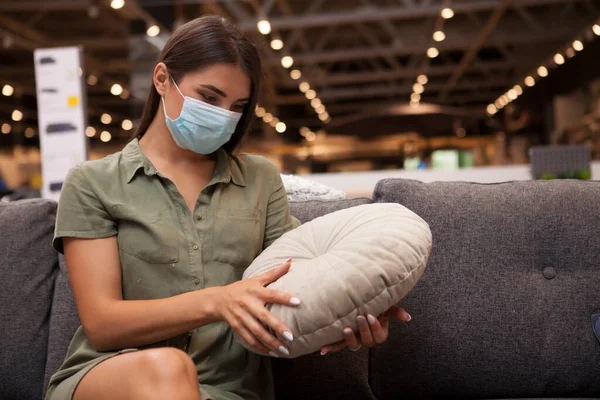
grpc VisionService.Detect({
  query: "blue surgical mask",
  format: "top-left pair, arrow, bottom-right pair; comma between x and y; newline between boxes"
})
162,79 -> 242,154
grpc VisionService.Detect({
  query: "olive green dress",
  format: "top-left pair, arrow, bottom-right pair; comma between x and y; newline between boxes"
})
45,139 -> 300,400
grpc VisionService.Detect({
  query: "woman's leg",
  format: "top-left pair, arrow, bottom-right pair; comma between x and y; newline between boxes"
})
73,347 -> 201,400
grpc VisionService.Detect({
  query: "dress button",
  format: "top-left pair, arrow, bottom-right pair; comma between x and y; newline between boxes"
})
543,267 -> 556,280
192,244 -> 199,250
196,215 -> 202,221
193,278 -> 200,285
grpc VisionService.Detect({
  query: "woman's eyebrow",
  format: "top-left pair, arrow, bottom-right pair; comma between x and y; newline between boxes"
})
199,84 -> 227,97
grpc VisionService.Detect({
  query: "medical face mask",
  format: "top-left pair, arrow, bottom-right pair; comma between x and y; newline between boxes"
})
162,79 -> 242,154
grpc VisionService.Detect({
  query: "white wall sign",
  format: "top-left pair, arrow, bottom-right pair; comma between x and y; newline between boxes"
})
34,46 -> 88,201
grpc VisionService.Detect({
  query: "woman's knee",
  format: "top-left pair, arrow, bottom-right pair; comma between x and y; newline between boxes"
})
135,348 -> 199,398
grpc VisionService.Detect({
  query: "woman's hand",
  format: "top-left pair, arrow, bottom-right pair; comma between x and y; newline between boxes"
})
319,306 -> 411,355
214,259 -> 300,357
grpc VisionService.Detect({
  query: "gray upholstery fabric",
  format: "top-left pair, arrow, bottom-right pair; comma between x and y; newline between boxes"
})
271,197 -> 376,400
289,197 -> 372,224
43,255 -> 80,398
0,199 -> 58,400
372,179 -> 600,399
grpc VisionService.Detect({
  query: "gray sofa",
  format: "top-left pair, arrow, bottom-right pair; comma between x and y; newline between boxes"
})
2,178 -> 600,400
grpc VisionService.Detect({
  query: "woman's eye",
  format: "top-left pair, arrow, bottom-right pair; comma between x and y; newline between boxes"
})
233,104 -> 246,112
202,93 -> 217,102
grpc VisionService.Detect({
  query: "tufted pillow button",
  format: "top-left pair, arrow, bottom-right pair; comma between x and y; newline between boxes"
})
543,266 -> 556,280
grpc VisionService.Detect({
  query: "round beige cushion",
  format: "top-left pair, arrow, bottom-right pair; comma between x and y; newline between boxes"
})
238,203 -> 432,358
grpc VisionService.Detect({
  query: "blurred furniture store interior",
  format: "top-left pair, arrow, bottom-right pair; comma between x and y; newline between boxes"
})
0,0 -> 600,198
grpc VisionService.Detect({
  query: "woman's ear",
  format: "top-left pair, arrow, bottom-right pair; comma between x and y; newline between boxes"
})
153,62 -> 169,97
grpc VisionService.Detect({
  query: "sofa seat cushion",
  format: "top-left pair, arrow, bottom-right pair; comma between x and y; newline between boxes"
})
239,203 -> 431,358
0,199 -> 59,400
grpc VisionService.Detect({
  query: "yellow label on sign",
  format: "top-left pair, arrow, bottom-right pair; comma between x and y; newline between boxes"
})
67,96 -> 79,107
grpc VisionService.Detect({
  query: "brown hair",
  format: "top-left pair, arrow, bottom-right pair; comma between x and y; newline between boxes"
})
135,15 -> 262,153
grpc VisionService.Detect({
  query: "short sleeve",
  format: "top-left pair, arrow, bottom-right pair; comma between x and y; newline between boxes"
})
53,166 -> 117,253
263,173 -> 301,250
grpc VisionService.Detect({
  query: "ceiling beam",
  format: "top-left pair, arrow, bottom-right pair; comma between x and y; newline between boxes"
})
279,60 -> 515,88
0,0 -> 93,12
239,0 -> 586,31
439,0 -> 510,100
276,78 -> 513,104
279,28 -> 576,66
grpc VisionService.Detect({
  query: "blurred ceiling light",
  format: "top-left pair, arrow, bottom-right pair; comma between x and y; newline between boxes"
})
500,95 -> 509,105
110,83 -> 123,96
433,31 -> 446,42
88,5 -> 99,18
572,40 -> 584,51
281,56 -> 294,68
412,83 -> 424,94
275,122 -> 286,133
11,109 -> 23,121
305,131 -> 316,142
507,89 -> 517,100
110,0 -> 125,9
305,89 -> 317,100
120,89 -> 130,99
257,20 -> 271,35
417,74 -> 428,85
270,38 -> 284,50
299,81 -> 310,93
410,93 -> 421,102
1,123 -> 11,134
426,47 -> 439,58
565,47 -> 576,58
25,127 -> 35,138
593,24 -> 600,36
310,98 -> 322,108
410,100 -> 420,108
299,127 -> 310,137
100,131 -> 112,143
494,99 -> 503,109
524,76 -> 535,87
269,117 -> 279,127
315,104 -> 326,113
255,106 -> 266,118
85,126 -> 96,137
2,84 -> 14,96
537,66 -> 548,77
146,25 -> 160,38
514,85 -> 523,95
101,113 -> 112,125
87,74 -> 98,86
290,69 -> 302,80
318,112 -> 329,121
441,7 -> 454,19
121,119 -> 133,131
553,53 -> 565,65
262,113 -> 273,123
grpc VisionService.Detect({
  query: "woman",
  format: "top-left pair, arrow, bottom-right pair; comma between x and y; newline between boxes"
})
46,15 -> 411,400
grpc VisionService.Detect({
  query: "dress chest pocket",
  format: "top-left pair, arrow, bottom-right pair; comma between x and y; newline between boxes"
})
212,208 -> 262,268
112,204 -> 179,264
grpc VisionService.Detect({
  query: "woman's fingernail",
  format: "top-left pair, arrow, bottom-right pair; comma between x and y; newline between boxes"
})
320,349 -> 328,356
286,258 -> 293,263
279,346 -> 290,356
343,328 -> 353,337
357,316 -> 367,326
269,351 -> 280,358
283,331 -> 294,341
367,314 -> 377,325
405,312 -> 412,322
289,297 -> 301,306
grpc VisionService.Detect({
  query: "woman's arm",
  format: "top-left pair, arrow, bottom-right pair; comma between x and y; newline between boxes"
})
65,236 -> 222,352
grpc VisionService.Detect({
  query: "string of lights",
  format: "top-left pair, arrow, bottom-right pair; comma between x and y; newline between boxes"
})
487,21 -> 600,116
409,1 -> 454,108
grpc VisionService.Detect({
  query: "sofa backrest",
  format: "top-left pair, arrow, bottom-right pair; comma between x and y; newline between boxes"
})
0,199 -> 58,400
371,179 -> 600,399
